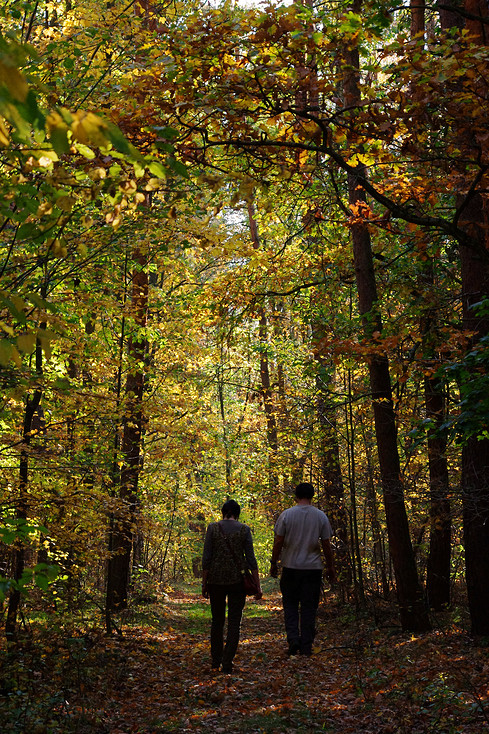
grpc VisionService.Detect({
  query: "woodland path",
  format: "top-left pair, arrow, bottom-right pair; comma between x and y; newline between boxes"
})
76,586 -> 488,734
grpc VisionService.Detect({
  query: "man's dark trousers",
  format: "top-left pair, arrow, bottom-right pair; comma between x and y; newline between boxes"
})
280,567 -> 322,655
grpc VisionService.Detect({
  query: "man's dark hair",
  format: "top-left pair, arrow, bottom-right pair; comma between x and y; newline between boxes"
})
295,482 -> 315,500
222,499 -> 241,519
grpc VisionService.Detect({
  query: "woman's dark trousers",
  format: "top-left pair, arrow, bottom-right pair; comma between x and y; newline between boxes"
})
208,583 -> 246,669
280,567 -> 322,655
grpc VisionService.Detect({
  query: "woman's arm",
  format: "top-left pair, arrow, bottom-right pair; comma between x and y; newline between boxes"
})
201,524 -> 214,597
202,569 -> 209,598
244,526 -> 262,599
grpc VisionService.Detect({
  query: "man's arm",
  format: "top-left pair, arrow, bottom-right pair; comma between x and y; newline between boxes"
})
321,538 -> 336,584
270,534 -> 285,577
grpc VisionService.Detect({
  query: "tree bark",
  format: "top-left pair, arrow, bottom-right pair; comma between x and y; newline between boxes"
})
5,328 -> 44,641
106,245 -> 148,616
418,262 -> 451,610
425,372 -> 451,610
458,193 -> 489,635
342,17 -> 430,630
247,202 -> 279,496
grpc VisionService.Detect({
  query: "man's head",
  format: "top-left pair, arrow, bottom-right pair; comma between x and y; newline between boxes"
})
295,482 -> 314,500
222,499 -> 241,519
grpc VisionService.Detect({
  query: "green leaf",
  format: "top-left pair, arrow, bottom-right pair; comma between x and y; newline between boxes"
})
49,123 -> 70,155
148,160 -> 168,178
35,574 -> 49,591
106,123 -> 140,159
167,157 -> 189,179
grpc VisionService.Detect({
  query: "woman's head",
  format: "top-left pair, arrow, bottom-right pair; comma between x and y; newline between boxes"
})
221,499 -> 240,519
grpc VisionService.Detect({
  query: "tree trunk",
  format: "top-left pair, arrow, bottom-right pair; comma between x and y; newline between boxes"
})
6,330 -> 44,641
342,17 -> 430,630
458,193 -> 489,635
106,245 -> 148,616
247,202 -> 279,496
411,0 -> 425,37
318,377 -> 351,573
425,373 -> 451,609
418,261 -> 451,610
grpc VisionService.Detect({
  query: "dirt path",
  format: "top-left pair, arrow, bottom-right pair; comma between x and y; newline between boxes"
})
75,588 -> 488,734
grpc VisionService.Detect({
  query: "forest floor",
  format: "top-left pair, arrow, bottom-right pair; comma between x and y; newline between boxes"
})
1,581 -> 489,733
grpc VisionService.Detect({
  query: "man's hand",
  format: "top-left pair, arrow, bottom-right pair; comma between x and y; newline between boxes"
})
270,560 -> 279,578
325,567 -> 337,585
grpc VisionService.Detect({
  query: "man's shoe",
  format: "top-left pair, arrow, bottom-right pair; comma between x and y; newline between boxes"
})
287,642 -> 300,656
221,664 -> 233,674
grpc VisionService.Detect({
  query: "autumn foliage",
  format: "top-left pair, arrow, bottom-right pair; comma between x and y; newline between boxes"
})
1,0 -> 489,728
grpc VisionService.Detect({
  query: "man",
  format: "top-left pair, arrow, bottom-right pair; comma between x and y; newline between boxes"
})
270,482 -> 336,657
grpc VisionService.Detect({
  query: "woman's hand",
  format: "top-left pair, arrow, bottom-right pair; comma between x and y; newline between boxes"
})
254,589 -> 263,600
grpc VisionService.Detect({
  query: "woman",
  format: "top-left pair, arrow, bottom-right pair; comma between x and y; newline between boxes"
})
201,499 -> 262,673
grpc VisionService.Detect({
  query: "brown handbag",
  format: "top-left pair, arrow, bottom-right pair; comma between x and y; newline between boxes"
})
217,523 -> 260,596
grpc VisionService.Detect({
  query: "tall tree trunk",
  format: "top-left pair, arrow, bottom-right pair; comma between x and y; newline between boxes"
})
247,202 -> 279,496
424,371 -> 451,609
106,245 -> 148,617
313,319 -> 350,583
217,351 -> 232,487
417,262 -> 451,610
458,193 -> 489,635
409,0 -> 452,611
443,1 -> 489,636
411,0 -> 425,37
342,10 -> 430,630
6,327 -> 44,641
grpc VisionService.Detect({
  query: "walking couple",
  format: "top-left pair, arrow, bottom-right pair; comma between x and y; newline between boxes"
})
201,482 -> 336,673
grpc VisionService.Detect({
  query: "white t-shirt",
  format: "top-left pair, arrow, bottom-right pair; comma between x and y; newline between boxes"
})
274,504 -> 333,570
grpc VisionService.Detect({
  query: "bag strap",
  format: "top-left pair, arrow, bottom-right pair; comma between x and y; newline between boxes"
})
217,522 -> 245,574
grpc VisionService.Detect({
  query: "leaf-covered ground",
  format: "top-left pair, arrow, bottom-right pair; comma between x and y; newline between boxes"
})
1,584 -> 489,733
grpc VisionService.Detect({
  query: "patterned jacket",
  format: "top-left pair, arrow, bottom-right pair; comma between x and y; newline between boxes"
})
202,520 -> 258,584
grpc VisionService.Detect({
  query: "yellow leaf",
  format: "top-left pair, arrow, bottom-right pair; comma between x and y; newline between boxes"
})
71,111 -> 108,147
0,60 -> 28,102
0,321 -> 14,336
56,196 -> 75,212
17,332 -> 36,354
0,339 -> 12,366
11,345 -> 21,367
0,117 -> 9,146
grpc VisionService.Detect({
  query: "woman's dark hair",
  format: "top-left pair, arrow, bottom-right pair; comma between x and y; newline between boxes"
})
295,482 -> 315,500
222,499 -> 241,519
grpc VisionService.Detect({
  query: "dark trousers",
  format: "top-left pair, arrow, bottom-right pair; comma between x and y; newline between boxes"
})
208,583 -> 246,668
280,567 -> 322,655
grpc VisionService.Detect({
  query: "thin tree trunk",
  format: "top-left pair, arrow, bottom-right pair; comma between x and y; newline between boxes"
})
6,326 -> 44,641
217,356 -> 232,487
417,261 -> 451,610
318,377 -> 351,578
425,373 -> 451,609
106,245 -> 148,617
247,202 -> 279,495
